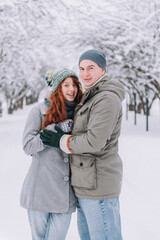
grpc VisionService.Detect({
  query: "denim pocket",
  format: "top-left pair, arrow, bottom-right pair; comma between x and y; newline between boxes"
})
108,197 -> 119,207
99,197 -> 119,208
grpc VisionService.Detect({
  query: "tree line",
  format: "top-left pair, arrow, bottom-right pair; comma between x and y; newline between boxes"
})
0,0 -> 160,115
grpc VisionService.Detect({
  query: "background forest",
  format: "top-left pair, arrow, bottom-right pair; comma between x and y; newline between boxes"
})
0,0 -> 160,116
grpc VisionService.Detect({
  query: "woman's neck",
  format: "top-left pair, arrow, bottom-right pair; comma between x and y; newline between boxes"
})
65,100 -> 77,119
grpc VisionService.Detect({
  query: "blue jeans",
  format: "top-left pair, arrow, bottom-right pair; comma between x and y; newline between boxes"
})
27,210 -> 71,240
77,197 -> 123,240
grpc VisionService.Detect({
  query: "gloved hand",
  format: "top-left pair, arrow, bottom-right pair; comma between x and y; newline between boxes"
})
40,126 -> 65,148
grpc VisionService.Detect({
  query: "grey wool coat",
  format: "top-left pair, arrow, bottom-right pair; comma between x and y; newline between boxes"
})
20,102 -> 77,213
68,75 -> 125,200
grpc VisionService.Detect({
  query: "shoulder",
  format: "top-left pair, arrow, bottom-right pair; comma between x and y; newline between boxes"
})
29,102 -> 48,115
94,90 -> 120,104
38,101 -> 48,114
91,91 -> 121,114
26,102 -> 48,122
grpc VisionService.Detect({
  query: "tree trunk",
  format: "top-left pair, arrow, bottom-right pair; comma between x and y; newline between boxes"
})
0,101 -> 2,117
8,99 -> 14,114
129,103 -> 134,111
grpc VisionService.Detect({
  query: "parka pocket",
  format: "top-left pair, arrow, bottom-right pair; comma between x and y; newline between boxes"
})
70,155 -> 97,190
73,107 -> 89,131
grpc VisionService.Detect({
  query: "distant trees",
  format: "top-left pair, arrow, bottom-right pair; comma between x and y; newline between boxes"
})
116,0 -> 160,115
0,0 -> 159,115
65,0 -> 160,115
0,0 -> 58,114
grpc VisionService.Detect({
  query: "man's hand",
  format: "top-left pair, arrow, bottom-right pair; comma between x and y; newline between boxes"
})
40,126 -> 64,148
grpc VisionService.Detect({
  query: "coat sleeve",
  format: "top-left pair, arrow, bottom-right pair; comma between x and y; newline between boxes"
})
60,94 -> 121,154
22,106 -> 46,155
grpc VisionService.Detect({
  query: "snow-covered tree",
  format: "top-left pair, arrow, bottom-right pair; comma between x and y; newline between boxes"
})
0,0 -> 159,115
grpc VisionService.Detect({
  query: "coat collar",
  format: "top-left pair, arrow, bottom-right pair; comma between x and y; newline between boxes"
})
81,75 -> 108,105
39,101 -> 49,115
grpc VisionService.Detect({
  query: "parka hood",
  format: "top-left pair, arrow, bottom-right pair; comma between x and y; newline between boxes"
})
87,74 -> 125,102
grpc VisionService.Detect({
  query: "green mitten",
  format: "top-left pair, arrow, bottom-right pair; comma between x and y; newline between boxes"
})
40,126 -> 64,148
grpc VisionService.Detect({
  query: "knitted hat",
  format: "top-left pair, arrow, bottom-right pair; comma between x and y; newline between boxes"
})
79,49 -> 106,70
45,68 -> 78,92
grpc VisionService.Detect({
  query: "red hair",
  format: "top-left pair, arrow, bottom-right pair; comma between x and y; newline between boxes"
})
42,77 -> 83,129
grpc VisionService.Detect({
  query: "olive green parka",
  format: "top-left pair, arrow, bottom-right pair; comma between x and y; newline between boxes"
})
66,75 -> 125,200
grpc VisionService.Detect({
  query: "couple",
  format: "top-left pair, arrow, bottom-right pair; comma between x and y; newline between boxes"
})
20,49 -> 125,240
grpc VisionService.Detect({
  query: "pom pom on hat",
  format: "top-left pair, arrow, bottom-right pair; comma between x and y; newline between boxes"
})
45,69 -> 56,87
45,68 -> 78,92
79,49 -> 106,70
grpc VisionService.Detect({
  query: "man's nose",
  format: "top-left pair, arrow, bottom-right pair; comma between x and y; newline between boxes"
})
83,70 -> 89,77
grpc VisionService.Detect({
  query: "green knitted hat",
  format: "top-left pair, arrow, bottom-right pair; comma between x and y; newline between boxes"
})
45,68 -> 78,92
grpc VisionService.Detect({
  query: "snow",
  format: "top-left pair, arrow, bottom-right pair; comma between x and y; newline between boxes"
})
120,101 -> 160,240
0,99 -> 160,240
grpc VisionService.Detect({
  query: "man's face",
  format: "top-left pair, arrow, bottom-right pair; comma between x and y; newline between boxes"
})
79,59 -> 105,87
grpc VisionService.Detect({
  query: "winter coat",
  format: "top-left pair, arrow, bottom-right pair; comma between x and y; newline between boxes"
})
68,75 -> 125,200
20,102 -> 77,213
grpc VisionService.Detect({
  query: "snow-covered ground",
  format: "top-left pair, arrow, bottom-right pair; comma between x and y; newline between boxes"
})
0,99 -> 160,240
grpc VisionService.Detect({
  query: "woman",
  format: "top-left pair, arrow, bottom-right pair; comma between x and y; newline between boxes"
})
20,68 -> 83,240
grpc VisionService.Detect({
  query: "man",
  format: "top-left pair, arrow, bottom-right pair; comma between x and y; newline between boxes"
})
40,49 -> 125,240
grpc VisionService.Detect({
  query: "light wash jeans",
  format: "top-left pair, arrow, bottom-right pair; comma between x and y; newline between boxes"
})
77,197 -> 123,240
27,209 -> 71,240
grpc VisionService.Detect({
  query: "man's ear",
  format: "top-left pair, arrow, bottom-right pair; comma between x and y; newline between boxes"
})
101,68 -> 106,75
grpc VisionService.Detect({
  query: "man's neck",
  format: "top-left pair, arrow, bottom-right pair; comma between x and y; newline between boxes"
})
84,74 -> 105,91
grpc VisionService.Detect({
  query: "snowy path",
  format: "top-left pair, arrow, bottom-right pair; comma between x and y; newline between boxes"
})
0,101 -> 160,240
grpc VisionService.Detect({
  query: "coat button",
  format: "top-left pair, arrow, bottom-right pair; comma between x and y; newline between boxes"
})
64,158 -> 69,163
80,162 -> 83,167
64,176 -> 69,182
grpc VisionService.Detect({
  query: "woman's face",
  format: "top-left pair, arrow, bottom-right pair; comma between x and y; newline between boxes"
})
61,77 -> 78,101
